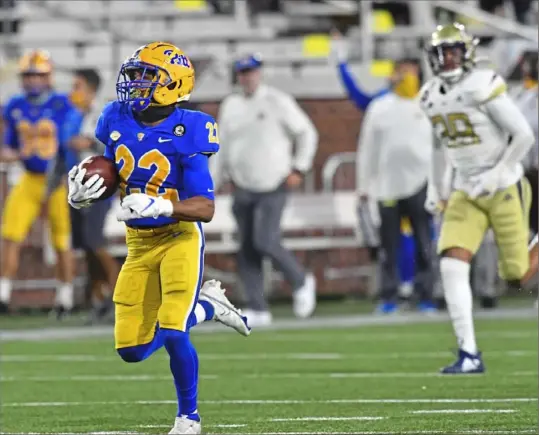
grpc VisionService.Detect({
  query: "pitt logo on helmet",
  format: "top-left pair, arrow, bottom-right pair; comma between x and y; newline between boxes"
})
116,42 -> 195,111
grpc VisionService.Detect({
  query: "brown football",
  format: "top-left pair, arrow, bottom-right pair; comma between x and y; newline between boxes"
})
80,155 -> 120,200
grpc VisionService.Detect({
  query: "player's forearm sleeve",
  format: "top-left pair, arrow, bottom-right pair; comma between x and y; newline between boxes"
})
429,145 -> 448,197
485,94 -> 535,168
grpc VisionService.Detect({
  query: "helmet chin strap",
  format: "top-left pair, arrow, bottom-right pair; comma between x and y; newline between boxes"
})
439,67 -> 464,84
135,103 -> 176,124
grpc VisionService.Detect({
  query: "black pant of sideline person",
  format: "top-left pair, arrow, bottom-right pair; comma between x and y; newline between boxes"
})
378,184 -> 434,305
232,183 -> 308,313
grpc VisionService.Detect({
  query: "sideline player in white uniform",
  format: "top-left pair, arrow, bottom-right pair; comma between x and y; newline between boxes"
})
420,23 -> 539,374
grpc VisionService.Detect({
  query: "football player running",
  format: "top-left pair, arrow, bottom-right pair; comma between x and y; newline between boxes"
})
0,50 -> 77,317
420,23 -> 538,374
66,42 -> 250,434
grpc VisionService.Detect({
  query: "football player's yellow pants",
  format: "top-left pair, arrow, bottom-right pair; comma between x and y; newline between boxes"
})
438,178 -> 531,281
114,221 -> 204,349
1,171 -> 70,251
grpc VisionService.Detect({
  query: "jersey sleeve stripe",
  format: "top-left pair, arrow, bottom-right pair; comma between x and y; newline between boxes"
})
480,83 -> 507,104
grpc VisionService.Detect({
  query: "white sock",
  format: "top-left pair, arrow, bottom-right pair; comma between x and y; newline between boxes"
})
194,303 -> 208,325
522,234 -> 539,292
440,258 -> 478,355
0,278 -> 12,304
529,234 -> 538,250
55,282 -> 74,310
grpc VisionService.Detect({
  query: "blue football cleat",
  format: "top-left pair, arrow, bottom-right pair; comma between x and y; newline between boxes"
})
417,300 -> 438,314
376,301 -> 399,314
440,349 -> 485,374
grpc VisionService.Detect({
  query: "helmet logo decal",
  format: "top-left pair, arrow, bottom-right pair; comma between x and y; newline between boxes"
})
164,50 -> 190,67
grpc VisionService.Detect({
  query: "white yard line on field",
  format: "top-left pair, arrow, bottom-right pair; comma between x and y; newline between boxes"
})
1,307 -> 536,342
2,398 -> 536,408
270,417 -> 386,422
409,409 -> 517,414
1,350 -> 536,363
194,330 -> 539,343
138,424 -> 247,428
237,432 -> 537,435
0,374 -> 219,382
0,433 -> 139,435
1,371 -> 536,382
1,431 -> 537,435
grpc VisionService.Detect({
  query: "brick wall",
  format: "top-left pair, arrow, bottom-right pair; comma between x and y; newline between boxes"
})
4,98 -> 371,308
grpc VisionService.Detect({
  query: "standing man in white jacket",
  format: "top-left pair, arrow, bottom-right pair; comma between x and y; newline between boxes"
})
211,54 -> 319,326
357,59 -> 436,314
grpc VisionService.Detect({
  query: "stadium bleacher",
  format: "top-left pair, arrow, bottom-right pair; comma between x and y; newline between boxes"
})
0,0 -> 537,307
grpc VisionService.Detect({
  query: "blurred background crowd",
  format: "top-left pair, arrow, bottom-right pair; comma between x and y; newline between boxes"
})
0,0 -> 537,326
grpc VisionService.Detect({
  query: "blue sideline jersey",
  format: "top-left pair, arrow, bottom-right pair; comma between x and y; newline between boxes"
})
3,92 -> 80,173
95,101 -> 219,228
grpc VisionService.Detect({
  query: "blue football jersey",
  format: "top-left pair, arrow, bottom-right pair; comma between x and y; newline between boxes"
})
3,92 -> 81,173
95,101 -> 219,228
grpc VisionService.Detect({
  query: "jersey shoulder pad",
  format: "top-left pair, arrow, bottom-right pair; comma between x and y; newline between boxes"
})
4,94 -> 25,110
176,109 -> 219,155
3,94 -> 26,120
95,101 -> 121,144
100,100 -> 121,120
418,79 -> 438,110
468,69 -> 507,105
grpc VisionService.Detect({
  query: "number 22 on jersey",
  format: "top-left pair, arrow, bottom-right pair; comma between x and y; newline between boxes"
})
115,145 -> 180,201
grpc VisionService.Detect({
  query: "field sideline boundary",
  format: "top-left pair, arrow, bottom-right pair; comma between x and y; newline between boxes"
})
0,307 -> 536,342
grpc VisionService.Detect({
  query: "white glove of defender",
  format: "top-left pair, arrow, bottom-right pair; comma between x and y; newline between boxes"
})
68,165 -> 107,209
424,183 -> 444,215
116,193 -> 173,221
468,165 -> 503,199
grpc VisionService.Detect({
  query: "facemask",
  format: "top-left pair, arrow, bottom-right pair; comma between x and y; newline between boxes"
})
393,72 -> 420,98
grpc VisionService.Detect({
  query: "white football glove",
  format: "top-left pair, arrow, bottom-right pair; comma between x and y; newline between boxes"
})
116,193 -> 173,221
468,165 -> 503,199
424,184 -> 444,215
68,165 -> 107,209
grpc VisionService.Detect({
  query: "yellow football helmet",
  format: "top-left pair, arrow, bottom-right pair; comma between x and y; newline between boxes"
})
426,23 -> 478,82
116,42 -> 195,111
18,50 -> 53,96
18,49 -> 53,75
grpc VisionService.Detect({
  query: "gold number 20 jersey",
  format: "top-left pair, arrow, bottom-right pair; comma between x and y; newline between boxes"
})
419,68 -> 523,195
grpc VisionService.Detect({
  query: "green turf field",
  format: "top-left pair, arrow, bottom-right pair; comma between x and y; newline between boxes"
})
1,315 -> 537,435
